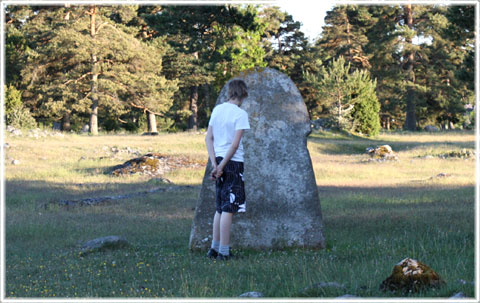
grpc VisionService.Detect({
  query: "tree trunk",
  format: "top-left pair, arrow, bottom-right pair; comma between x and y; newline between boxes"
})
336,91 -> 342,129
188,85 -> 199,131
89,5 -> 99,135
449,120 -> 455,130
61,112 -> 71,131
345,12 -> 353,64
147,111 -> 158,133
203,84 -> 210,113
403,4 -> 417,131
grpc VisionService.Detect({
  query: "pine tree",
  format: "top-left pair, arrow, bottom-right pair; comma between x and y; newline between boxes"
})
145,5 -> 261,130
305,56 -> 380,135
316,5 -> 373,71
364,5 -> 404,130
17,5 -> 177,133
364,5 -> 457,130
260,6 -> 322,118
348,70 -> 381,136
214,5 -> 267,89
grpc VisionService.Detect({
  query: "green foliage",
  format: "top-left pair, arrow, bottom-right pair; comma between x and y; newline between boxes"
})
4,4 -> 476,132
4,85 -> 23,116
349,72 -> 381,136
6,106 -> 37,130
306,56 -> 380,136
4,84 -> 37,130
316,5 -> 373,71
144,5 -> 264,130
13,6 -> 177,132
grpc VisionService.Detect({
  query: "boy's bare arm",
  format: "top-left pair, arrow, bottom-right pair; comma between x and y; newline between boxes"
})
216,129 -> 244,177
205,126 -> 218,180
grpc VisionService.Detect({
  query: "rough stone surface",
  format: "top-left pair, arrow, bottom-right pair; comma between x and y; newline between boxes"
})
111,153 -> 203,177
380,258 -> 445,293
239,291 -> 264,297
81,236 -> 128,254
450,292 -> 467,299
189,68 -> 325,250
438,149 -> 476,159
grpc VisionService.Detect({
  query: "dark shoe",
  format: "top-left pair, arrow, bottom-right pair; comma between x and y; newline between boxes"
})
216,252 -> 235,261
206,248 -> 218,259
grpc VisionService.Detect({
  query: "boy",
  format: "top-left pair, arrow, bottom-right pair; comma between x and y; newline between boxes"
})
205,79 -> 250,261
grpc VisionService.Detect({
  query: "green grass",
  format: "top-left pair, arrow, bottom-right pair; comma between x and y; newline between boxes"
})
4,130 -> 476,298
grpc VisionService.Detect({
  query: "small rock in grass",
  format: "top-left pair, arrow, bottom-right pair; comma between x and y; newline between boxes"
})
424,125 -> 440,132
239,291 -> 264,297
4,143 -> 10,149
457,279 -> 474,286
337,294 -> 360,298
450,292 -> 466,299
11,159 -> 20,165
80,236 -> 128,255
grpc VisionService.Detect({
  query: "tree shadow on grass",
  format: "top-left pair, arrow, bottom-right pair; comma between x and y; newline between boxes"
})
309,136 -> 475,156
318,183 -> 475,237
5,179 -> 200,208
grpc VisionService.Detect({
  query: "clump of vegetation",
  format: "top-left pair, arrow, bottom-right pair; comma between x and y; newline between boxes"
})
4,85 -> 37,129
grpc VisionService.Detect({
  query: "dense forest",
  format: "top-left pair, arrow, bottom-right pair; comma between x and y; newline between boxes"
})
4,4 -> 475,136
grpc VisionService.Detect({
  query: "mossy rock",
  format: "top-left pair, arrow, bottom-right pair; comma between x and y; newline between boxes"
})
380,258 -> 445,293
111,153 -> 205,177
365,145 -> 398,161
111,153 -> 168,176
438,149 -> 476,159
80,236 -> 129,256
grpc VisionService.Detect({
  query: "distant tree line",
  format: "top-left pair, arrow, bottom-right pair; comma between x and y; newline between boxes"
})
4,4 -> 475,135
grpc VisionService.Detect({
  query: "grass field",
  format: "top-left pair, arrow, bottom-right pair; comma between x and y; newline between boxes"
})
3,129 -> 476,298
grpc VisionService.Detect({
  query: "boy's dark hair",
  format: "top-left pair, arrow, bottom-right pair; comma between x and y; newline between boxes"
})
228,79 -> 248,101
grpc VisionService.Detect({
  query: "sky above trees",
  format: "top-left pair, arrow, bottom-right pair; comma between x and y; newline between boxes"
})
276,1 -> 333,41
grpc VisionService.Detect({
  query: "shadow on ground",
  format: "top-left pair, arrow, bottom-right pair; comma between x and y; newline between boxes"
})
309,135 -> 475,155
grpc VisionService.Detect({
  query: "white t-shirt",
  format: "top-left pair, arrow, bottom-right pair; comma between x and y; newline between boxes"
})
208,102 -> 250,162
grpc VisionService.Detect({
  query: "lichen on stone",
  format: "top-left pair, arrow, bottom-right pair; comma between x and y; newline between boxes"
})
364,144 -> 398,162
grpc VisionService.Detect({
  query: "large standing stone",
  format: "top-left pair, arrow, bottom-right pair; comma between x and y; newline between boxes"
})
189,67 -> 325,250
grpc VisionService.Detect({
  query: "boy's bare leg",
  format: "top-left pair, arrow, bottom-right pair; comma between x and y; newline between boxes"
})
208,211 -> 222,256
219,212 -> 233,255
212,211 -> 221,243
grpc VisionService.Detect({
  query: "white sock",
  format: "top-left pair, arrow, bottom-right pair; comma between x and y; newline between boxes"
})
211,240 -> 220,252
219,244 -> 229,256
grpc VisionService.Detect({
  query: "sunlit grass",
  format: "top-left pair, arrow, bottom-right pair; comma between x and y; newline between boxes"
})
4,129 -> 476,298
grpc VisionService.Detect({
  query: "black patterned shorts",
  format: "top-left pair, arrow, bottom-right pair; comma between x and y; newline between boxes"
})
215,157 -> 246,213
